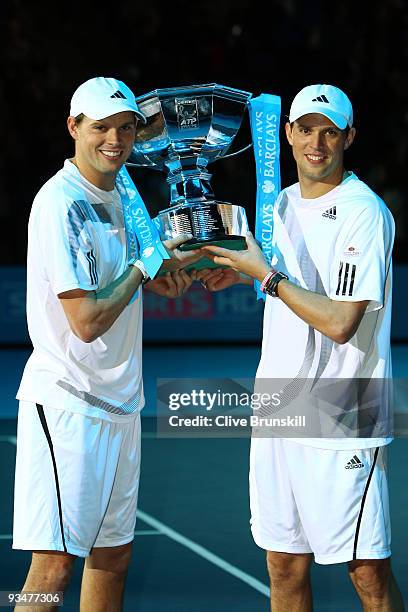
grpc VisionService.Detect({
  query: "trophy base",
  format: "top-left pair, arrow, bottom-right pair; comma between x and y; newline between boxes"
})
182,236 -> 247,271
179,235 -> 246,251
157,201 -> 249,271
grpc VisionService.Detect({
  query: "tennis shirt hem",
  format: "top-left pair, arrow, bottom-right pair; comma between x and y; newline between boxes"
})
16,393 -> 144,423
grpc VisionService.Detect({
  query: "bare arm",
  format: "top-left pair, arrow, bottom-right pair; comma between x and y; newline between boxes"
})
275,280 -> 369,344
202,233 -> 369,344
59,266 -> 143,343
59,234 -> 202,342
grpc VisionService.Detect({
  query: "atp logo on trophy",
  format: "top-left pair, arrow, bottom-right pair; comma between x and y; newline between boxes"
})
176,98 -> 199,130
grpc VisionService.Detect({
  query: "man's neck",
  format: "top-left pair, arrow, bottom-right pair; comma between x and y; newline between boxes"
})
299,169 -> 349,199
70,157 -> 116,191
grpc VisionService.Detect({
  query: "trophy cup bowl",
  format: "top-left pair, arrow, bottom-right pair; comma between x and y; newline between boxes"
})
126,83 -> 252,269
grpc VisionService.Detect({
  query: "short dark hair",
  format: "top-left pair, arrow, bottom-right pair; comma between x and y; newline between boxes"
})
288,118 -> 351,136
72,112 -> 137,126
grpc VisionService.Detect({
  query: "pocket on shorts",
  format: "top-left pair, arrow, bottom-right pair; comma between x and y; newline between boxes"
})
45,407 -> 103,456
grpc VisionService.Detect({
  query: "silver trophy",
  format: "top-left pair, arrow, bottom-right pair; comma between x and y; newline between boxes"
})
126,84 -> 252,268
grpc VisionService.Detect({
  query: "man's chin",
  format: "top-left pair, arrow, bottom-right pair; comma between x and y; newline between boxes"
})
98,163 -> 122,175
302,161 -> 339,180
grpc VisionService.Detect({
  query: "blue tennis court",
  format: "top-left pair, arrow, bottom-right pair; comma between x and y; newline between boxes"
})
1,345 -> 407,611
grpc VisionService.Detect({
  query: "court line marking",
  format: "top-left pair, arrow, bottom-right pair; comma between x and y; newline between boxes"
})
137,509 -> 270,598
1,435 -> 268,597
0,436 -> 17,444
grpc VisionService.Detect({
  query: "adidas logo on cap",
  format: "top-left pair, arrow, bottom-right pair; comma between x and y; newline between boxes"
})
322,206 -> 337,220
312,95 -> 330,103
110,90 -> 127,99
345,455 -> 364,469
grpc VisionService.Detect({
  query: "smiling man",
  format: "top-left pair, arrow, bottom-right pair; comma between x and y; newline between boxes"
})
13,77 -> 199,611
199,84 -> 404,611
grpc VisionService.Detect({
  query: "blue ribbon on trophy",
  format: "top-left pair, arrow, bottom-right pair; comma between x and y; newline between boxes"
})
117,166 -> 170,279
248,94 -> 281,300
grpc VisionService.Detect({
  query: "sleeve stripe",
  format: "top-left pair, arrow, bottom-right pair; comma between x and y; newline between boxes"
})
85,252 -> 93,284
335,262 -> 343,296
85,250 -> 98,285
335,261 -> 357,297
342,263 -> 350,296
349,264 -> 356,296
90,250 -> 98,285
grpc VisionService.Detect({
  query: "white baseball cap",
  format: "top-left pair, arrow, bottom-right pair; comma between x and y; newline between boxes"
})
70,77 -> 146,122
289,84 -> 353,129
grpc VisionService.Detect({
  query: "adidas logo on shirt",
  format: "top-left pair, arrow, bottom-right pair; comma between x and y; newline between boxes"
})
110,90 -> 126,99
322,206 -> 337,220
312,95 -> 329,103
345,455 -> 364,469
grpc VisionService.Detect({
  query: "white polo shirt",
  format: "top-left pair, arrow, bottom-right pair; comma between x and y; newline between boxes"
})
256,172 -> 395,449
17,160 -> 144,421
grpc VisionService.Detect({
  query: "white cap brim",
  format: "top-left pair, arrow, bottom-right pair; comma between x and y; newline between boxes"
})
289,106 -> 349,129
71,103 -> 146,123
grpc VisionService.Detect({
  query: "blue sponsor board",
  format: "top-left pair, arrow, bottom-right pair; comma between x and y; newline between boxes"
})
1,266 -> 407,343
143,282 -> 264,341
0,267 -> 29,343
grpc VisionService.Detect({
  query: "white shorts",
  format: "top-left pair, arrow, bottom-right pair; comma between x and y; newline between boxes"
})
13,401 -> 141,558
249,438 -> 391,565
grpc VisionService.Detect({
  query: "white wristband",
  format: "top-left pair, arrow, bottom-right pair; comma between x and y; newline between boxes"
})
131,260 -> 150,283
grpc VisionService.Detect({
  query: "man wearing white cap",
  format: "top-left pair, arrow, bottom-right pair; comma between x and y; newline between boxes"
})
12,77 -> 199,610
199,84 -> 404,610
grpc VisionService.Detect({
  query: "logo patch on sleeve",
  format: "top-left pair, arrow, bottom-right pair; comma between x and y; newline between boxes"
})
343,245 -> 362,257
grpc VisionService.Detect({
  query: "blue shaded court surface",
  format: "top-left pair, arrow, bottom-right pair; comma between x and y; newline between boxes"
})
0,346 -> 407,611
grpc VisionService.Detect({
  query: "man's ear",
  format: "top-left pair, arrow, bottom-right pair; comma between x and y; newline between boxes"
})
285,121 -> 294,145
344,127 -> 356,150
67,116 -> 79,140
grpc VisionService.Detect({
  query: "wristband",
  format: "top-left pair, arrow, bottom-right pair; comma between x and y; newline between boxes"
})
261,270 -> 288,297
131,260 -> 150,285
260,269 -> 278,293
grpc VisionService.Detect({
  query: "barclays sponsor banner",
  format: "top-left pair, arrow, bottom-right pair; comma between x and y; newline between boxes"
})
248,94 -> 281,300
1,266 -> 408,344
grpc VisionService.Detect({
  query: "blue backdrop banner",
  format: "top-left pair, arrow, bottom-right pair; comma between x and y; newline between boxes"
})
1,266 -> 407,343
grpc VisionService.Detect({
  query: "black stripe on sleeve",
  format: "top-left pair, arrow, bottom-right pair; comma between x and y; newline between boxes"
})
89,249 -> 98,285
36,404 -> 68,553
85,250 -> 98,285
353,447 -> 379,559
342,263 -> 350,296
349,264 -> 356,296
335,262 -> 344,296
85,252 -> 94,284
